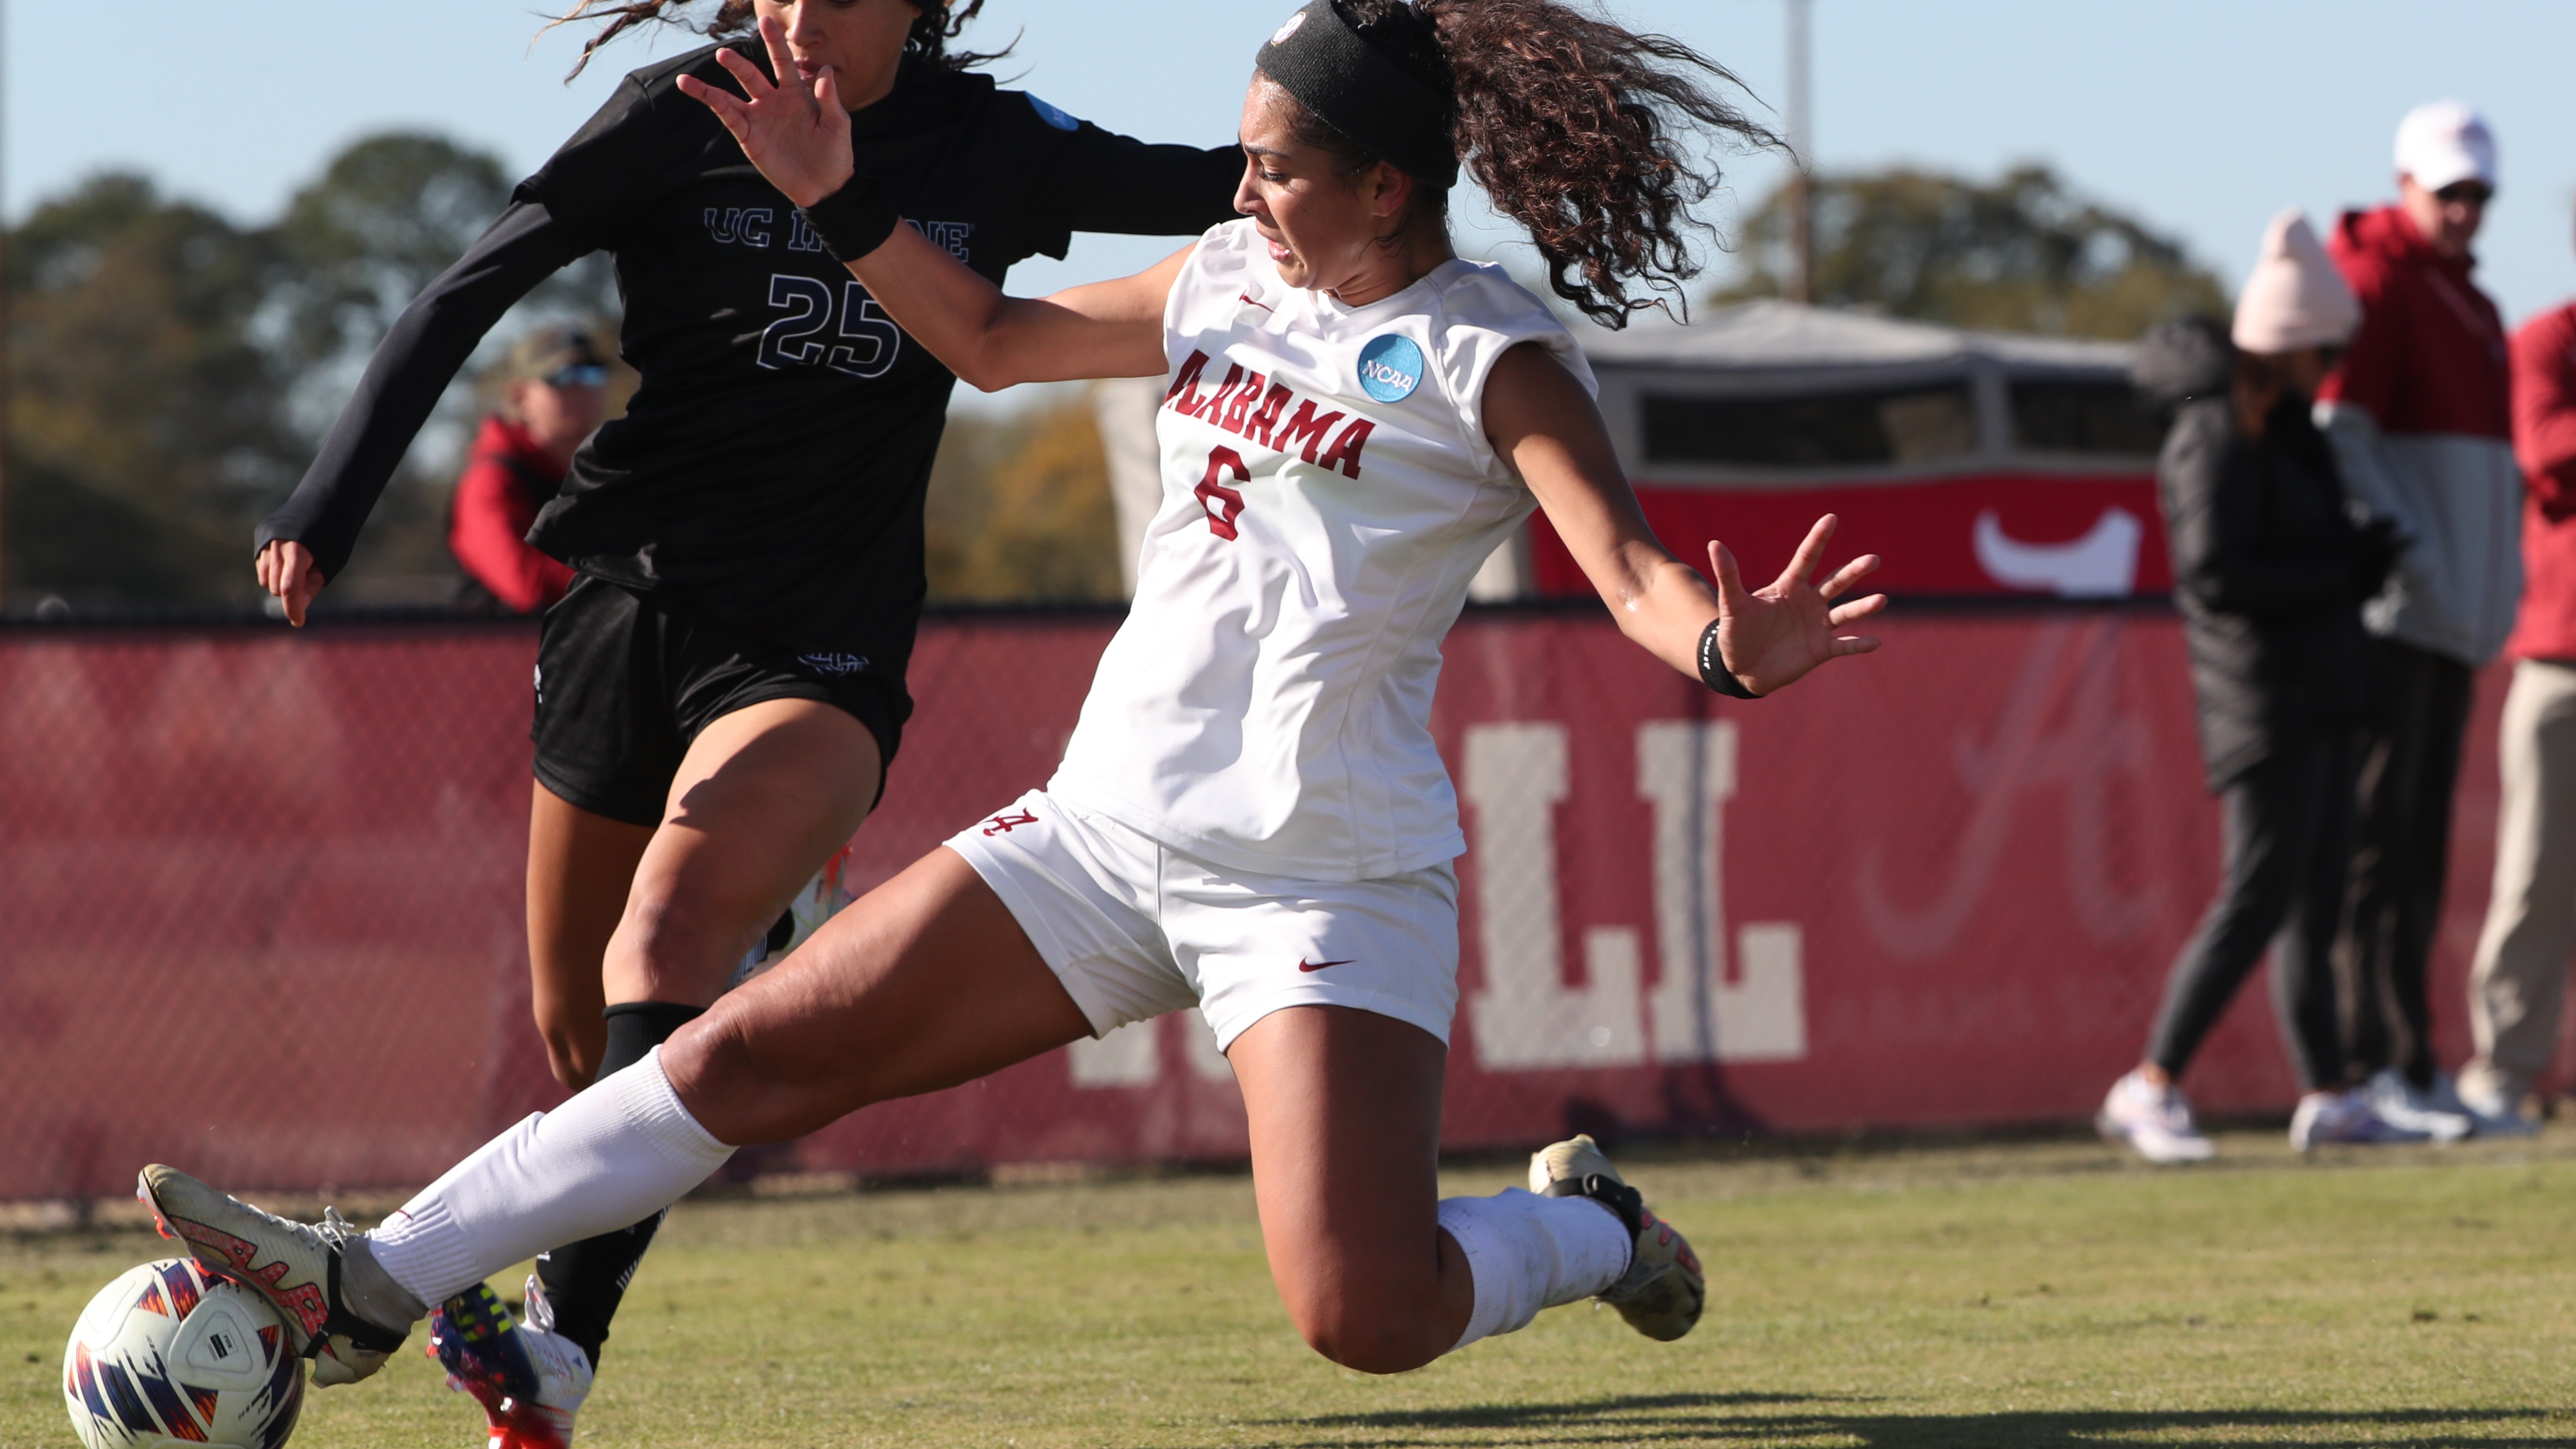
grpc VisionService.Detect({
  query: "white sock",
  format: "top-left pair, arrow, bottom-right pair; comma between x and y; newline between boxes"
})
370,1048 -> 735,1307
1436,1187 -> 1633,1351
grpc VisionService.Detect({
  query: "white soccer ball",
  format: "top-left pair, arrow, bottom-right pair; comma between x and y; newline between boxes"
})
63,1258 -> 305,1449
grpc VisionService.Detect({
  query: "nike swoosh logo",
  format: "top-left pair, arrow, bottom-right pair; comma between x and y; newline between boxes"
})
1298,958 -> 1355,973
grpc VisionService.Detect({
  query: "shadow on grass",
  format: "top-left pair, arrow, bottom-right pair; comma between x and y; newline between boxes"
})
1257,1392 -> 2576,1447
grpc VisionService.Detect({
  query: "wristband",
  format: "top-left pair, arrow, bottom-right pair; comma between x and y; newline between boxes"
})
1697,618 -> 1762,699
799,175 -> 900,263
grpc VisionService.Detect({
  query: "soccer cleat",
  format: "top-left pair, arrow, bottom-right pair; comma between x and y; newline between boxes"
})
429,1277 -> 592,1449
2096,1070 -> 2217,1164
135,1164 -> 409,1385
1528,1134 -> 1704,1341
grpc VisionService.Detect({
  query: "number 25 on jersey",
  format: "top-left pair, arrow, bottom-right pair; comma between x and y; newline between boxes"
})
757,274 -> 901,379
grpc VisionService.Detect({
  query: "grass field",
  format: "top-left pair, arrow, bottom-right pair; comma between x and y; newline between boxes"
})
11,1129 -> 2576,1447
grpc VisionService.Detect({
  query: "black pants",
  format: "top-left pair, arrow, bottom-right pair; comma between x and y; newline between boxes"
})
2340,638 -> 2476,1088
2146,733 -> 2358,1091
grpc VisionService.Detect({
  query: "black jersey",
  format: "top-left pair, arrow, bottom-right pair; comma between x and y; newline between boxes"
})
260,40 -> 1238,681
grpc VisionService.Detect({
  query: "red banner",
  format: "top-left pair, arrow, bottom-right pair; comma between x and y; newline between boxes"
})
0,611 -> 2515,1201
1531,474 -> 2171,600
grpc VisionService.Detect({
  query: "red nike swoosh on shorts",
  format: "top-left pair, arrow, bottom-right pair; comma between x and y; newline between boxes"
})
1298,958 -> 1355,973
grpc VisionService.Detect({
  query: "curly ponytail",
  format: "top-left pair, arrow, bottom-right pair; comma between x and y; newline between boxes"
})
547,0 -> 1006,82
1270,0 -> 1778,328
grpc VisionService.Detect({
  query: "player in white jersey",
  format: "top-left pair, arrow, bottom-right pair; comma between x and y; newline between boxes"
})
140,0 -> 1889,1401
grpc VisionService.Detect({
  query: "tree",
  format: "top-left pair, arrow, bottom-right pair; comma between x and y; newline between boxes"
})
925,397 -> 1123,602
6,174 -> 299,606
1716,164 -> 2227,339
4,133 -> 623,610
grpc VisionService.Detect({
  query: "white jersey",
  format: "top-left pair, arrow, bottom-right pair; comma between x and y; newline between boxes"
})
1048,218 -> 1594,881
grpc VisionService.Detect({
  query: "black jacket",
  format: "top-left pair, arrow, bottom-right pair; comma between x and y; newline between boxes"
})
2135,319 -> 2381,791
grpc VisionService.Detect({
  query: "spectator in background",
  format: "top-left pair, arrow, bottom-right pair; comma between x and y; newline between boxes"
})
450,326 -> 610,614
2101,213 -> 2403,1163
2315,101 -> 2520,1135
2457,210 -> 2576,1136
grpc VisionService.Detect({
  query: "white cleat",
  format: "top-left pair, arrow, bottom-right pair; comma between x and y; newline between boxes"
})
2096,1070 -> 2217,1164
136,1164 -> 409,1385
1528,1135 -> 1704,1341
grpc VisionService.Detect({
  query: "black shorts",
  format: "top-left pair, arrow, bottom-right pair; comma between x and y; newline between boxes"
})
531,575 -> 908,827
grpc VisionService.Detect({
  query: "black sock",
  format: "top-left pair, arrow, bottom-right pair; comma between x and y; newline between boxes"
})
531,1001 -> 705,1368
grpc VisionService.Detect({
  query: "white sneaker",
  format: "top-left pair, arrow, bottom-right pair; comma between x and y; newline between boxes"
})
2290,1088 -> 2428,1149
2438,1072 -> 2539,1138
2096,1070 -> 2215,1163
2362,1069 -> 2472,1143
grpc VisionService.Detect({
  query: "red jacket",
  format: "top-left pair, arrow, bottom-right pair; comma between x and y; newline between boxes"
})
2507,301 -> 2576,661
2316,206 -> 2510,439
448,415 -> 575,613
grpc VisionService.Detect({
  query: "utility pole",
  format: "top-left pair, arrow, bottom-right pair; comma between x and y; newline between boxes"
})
1784,0 -> 1813,306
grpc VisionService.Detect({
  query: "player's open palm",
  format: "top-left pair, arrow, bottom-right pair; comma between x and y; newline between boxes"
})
1709,514 -> 1885,695
676,16 -> 853,208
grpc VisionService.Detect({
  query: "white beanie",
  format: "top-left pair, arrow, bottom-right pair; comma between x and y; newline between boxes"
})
2232,209 -> 2359,354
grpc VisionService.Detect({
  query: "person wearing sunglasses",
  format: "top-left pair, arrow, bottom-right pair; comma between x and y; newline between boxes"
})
450,326 -> 612,615
2311,99 -> 2520,1138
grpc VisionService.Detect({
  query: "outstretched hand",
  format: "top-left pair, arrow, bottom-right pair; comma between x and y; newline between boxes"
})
674,16 -> 853,208
1708,515 -> 1885,694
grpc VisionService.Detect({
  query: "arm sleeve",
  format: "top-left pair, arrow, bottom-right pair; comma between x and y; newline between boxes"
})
448,447 -> 575,614
256,76 -> 661,580
255,201 -> 589,581
2515,310 -> 2576,515
1014,106 -> 1242,260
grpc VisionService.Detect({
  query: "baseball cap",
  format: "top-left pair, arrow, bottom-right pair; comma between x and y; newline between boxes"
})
498,325 -> 609,389
2394,100 -> 2497,193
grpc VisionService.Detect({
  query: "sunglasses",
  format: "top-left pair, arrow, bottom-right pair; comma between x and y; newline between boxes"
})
2435,181 -> 2494,206
544,364 -> 610,389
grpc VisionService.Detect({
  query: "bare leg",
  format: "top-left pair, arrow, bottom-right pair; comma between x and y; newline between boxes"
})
525,788 -> 653,1089
370,847 -> 1092,1310
1223,1006 -> 1475,1374
669,847 -> 1094,1141
603,697 -> 882,1011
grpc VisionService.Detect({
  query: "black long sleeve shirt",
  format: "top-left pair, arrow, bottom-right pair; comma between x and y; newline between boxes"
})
260,41 -> 1238,687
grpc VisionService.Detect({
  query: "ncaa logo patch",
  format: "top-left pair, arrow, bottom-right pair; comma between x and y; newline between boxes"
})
1026,95 -> 1081,131
1357,334 -> 1424,403
1271,8 -> 1307,44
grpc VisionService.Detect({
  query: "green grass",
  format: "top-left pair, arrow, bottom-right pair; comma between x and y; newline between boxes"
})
11,1129 -> 2576,1446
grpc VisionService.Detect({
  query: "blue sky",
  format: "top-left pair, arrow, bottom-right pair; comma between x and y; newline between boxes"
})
18,2 -> 2576,330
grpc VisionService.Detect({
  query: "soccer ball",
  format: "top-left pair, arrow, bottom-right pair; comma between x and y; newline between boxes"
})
63,1258 -> 304,1449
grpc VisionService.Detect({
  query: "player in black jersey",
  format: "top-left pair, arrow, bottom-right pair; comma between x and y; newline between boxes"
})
251,0 -> 1236,1441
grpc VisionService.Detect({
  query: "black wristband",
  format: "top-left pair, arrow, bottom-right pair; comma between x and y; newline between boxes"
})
1697,618 -> 1762,699
799,175 -> 900,263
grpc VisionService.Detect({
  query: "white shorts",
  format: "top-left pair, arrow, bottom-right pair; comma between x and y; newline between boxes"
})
944,789 -> 1459,1053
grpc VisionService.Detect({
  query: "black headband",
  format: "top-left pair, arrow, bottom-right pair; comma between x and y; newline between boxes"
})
1254,0 -> 1458,188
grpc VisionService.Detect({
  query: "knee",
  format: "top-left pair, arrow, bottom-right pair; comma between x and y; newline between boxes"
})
604,886 -> 758,1000
1285,1294 -> 1446,1376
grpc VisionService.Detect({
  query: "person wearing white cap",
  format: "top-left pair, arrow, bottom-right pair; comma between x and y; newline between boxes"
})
2458,207 -> 2576,1136
2100,211 -> 2408,1162
2314,101 -> 2520,1134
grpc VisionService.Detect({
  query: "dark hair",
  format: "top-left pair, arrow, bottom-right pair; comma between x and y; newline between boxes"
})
1266,0 -> 1780,328
549,0 -> 1006,82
